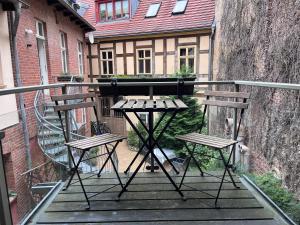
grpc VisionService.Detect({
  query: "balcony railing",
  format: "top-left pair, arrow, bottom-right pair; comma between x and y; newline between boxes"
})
0,80 -> 299,225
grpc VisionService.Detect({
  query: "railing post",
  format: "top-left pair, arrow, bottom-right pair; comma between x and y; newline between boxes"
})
232,84 -> 239,165
0,131 -> 13,225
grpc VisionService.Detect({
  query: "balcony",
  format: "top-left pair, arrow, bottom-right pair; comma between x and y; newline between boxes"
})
0,81 -> 299,225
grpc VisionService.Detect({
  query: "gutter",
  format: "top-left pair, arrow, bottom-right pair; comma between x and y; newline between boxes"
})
9,1 -> 32,168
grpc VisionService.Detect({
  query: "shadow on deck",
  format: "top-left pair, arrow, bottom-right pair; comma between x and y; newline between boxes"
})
35,172 -> 286,225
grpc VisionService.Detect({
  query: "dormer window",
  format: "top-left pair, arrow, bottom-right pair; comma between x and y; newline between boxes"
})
98,0 -> 129,22
172,0 -> 188,14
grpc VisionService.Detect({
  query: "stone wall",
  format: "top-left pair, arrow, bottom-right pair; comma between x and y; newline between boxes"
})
213,0 -> 300,197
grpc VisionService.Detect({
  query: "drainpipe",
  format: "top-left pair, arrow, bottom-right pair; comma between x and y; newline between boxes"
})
10,2 -> 32,169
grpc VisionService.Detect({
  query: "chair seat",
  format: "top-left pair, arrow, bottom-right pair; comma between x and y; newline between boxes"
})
176,133 -> 237,149
65,133 -> 126,150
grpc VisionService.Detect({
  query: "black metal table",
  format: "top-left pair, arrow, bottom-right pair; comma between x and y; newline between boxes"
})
111,99 -> 188,199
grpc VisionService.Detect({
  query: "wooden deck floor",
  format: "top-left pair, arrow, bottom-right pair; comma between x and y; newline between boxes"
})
35,172 -> 284,225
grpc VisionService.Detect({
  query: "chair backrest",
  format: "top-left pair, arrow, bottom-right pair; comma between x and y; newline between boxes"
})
51,93 -> 97,112
198,90 -> 251,139
51,92 -> 99,141
203,91 -> 250,109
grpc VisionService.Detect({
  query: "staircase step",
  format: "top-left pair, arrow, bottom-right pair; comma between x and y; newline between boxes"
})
45,145 -> 67,156
43,115 -> 64,121
38,130 -> 62,137
41,137 -> 65,146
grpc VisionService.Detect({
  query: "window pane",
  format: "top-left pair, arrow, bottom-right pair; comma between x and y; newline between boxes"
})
107,2 -> 113,20
173,0 -> 188,14
108,51 -> 113,59
138,60 -> 144,73
145,3 -> 161,18
145,59 -> 151,73
102,52 -> 107,59
145,50 -> 151,57
108,61 -> 113,74
100,3 -> 106,20
188,58 -> 194,71
115,1 -> 122,18
188,48 -> 194,56
180,58 -> 186,69
180,48 -> 186,56
103,61 -> 108,74
138,50 -> 144,59
123,0 -> 129,16
38,22 -> 44,37
60,33 -> 65,47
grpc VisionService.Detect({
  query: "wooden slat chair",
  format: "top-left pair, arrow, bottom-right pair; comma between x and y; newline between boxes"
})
176,90 -> 251,207
51,93 -> 126,209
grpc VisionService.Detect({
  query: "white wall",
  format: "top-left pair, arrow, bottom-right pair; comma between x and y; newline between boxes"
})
0,9 -> 19,129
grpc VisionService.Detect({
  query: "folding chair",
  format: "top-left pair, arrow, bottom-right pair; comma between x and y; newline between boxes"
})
176,90 -> 250,207
51,92 -> 126,209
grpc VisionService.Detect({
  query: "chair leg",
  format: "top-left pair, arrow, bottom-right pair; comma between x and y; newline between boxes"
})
215,148 -> 240,208
104,143 -> 124,188
63,148 -> 80,191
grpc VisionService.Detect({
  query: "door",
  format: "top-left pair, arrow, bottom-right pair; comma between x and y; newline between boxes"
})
37,38 -> 49,95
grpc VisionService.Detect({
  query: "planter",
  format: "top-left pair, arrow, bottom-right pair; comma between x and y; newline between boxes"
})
97,77 -> 196,96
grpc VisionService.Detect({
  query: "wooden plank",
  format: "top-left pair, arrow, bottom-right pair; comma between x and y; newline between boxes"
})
46,198 -> 262,212
145,100 -> 154,109
54,189 -> 253,202
111,100 -> 126,110
202,100 -> 249,109
164,100 -> 176,109
37,208 -> 274,223
54,102 -> 96,112
204,91 -> 251,99
122,100 -> 136,109
51,93 -> 96,101
176,133 -> 237,149
173,99 -> 188,109
133,99 -> 146,109
155,100 -> 165,109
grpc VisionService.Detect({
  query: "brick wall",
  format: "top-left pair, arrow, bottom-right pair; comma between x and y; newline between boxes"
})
2,0 -> 90,222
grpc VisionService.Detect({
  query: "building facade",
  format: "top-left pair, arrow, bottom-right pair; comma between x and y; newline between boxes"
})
0,0 -> 94,223
82,0 -> 215,134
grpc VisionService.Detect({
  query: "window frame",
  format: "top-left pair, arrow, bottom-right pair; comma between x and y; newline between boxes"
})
97,0 -> 130,22
77,41 -> 84,75
172,0 -> 188,15
178,45 -> 196,74
136,48 -> 152,75
60,32 -> 68,74
145,3 -> 161,18
137,112 -> 149,125
100,49 -> 114,76
101,97 -> 111,117
36,20 -> 45,40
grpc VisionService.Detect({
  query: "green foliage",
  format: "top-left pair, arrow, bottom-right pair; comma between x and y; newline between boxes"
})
173,65 -> 194,78
250,173 -> 300,224
127,122 -> 147,150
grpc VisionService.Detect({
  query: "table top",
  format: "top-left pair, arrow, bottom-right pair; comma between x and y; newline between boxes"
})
111,99 -> 188,112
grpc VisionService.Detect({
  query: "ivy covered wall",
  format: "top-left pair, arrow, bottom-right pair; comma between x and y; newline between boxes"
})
212,0 -> 300,197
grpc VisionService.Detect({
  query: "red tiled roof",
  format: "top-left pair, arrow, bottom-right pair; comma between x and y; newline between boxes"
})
83,0 -> 215,39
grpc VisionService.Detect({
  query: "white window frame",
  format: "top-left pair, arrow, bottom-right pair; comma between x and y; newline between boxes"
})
178,45 -> 196,74
60,32 -> 68,74
136,48 -> 152,75
36,20 -> 45,40
77,41 -> 84,75
100,49 -> 114,75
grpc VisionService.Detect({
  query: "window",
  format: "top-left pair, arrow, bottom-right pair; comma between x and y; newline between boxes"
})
172,0 -> 188,14
60,32 -> 68,74
100,50 -> 114,75
145,3 -> 161,18
101,97 -> 111,117
178,46 -> 195,73
36,20 -> 45,39
137,49 -> 152,74
138,112 -> 149,125
98,0 -> 129,22
77,41 -> 84,75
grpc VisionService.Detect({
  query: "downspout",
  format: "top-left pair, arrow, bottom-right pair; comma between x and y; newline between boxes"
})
10,2 -> 32,169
